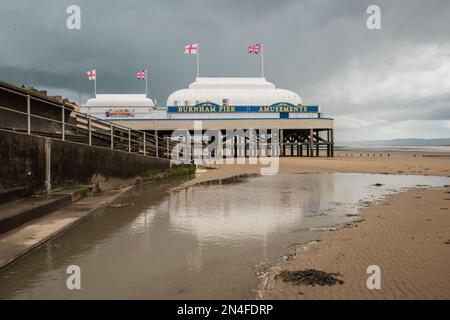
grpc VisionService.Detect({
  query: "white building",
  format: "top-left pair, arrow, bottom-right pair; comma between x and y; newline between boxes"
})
80,78 -> 320,121
167,77 -> 302,108
165,77 -> 316,120
78,77 -> 334,156
80,94 -> 156,120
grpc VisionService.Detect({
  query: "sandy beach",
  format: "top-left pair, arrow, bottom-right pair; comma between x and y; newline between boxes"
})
258,186 -> 450,299
183,150 -> 450,299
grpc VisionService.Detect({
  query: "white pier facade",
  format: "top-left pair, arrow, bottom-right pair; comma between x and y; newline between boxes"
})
81,78 -> 334,157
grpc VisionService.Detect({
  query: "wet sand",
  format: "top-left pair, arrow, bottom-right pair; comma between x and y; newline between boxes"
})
258,187 -> 450,299
184,150 -> 450,299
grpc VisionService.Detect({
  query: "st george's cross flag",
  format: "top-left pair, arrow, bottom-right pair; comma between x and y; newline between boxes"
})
184,43 -> 198,54
87,69 -> 96,80
248,43 -> 262,54
136,69 -> 147,80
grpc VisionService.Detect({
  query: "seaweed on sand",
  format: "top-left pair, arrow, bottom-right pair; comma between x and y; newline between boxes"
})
276,269 -> 344,287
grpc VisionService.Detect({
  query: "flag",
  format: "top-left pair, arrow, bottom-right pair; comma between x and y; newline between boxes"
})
184,43 -> 198,54
87,69 -> 96,80
248,44 -> 262,54
136,69 -> 147,80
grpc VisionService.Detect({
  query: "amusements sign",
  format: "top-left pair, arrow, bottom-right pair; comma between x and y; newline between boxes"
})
167,102 -> 318,113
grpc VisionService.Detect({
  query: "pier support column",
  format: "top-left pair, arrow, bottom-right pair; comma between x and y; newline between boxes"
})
331,129 -> 334,157
234,135 -> 238,158
280,129 -> 284,157
309,129 -> 314,157
316,130 -> 320,156
326,130 -> 330,157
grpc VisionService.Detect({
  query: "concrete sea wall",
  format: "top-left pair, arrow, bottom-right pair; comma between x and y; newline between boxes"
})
0,129 -> 170,193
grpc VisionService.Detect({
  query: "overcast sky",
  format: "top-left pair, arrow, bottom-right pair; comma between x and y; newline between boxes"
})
1,0 -> 449,141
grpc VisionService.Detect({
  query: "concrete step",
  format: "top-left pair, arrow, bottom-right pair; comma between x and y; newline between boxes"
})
0,186 -> 92,235
0,187 -> 128,271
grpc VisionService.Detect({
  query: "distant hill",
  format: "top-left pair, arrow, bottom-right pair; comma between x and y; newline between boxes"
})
338,138 -> 450,147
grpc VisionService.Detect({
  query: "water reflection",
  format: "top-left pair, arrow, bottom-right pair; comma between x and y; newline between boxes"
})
0,173 -> 449,299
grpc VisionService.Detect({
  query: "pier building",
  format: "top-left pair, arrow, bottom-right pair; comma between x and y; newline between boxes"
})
82,77 -> 334,157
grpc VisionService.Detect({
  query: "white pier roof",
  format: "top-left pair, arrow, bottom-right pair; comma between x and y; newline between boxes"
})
167,77 -> 302,106
80,94 -> 156,120
84,94 -> 155,107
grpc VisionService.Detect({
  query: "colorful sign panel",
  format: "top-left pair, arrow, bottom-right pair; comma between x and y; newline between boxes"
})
105,108 -> 135,118
167,102 -> 318,113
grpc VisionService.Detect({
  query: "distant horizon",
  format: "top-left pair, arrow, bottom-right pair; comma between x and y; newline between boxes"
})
337,137 -> 450,149
339,137 -> 450,142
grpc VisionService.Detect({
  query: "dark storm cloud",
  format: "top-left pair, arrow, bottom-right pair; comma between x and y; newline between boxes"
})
0,0 -> 449,139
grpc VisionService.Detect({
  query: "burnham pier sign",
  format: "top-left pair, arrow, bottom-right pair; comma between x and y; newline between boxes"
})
167,102 -> 319,113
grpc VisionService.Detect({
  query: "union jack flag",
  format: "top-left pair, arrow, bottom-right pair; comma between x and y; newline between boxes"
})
136,69 -> 147,80
248,43 -> 262,54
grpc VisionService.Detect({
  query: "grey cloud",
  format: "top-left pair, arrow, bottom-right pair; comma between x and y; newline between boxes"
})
0,0 -> 449,140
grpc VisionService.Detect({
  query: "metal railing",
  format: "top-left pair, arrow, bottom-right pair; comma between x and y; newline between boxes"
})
0,84 -> 178,160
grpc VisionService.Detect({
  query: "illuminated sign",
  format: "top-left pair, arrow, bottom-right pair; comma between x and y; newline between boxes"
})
105,108 -> 135,118
167,102 -> 318,113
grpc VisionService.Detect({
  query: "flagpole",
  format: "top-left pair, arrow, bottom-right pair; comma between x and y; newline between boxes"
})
197,44 -> 200,78
145,68 -> 148,97
261,44 -> 264,78
94,76 -> 97,97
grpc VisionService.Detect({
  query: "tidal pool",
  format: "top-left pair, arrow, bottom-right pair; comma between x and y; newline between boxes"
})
0,173 -> 449,299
